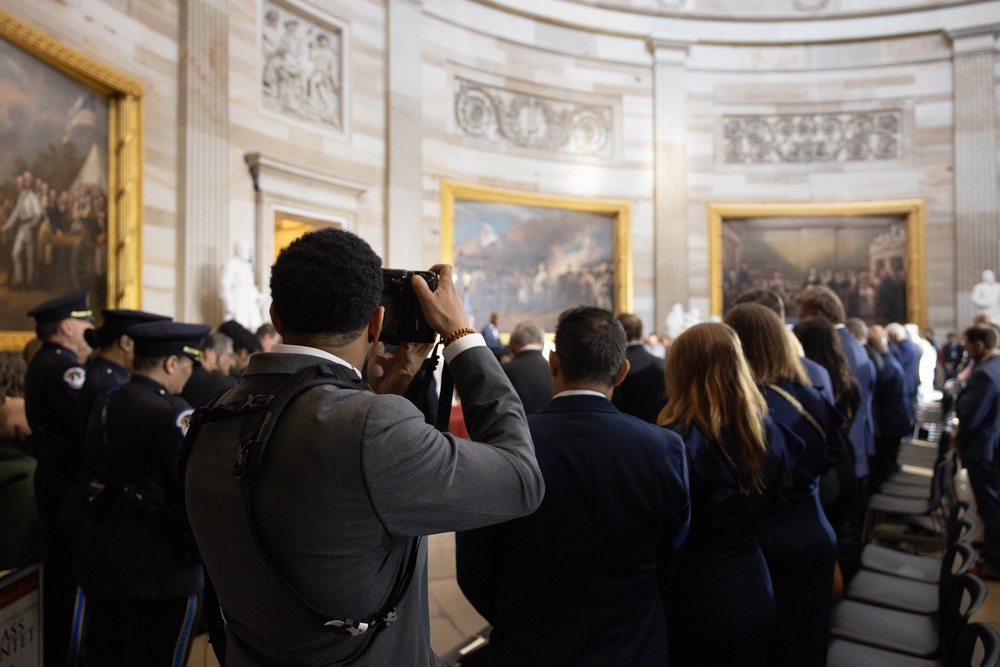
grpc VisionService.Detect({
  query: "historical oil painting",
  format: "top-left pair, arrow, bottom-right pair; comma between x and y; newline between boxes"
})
442,181 -> 632,333
710,201 -> 926,326
0,35 -> 110,333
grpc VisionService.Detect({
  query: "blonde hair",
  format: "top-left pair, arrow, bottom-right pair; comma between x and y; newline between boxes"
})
658,323 -> 768,493
724,304 -> 810,386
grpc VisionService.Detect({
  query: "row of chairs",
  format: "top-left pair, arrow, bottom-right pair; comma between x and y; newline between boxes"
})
828,398 -> 999,666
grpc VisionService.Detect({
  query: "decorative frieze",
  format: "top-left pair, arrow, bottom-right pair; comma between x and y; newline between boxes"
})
723,111 -> 902,163
453,79 -> 613,157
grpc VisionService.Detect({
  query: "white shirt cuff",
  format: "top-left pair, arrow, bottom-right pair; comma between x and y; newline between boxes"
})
443,333 -> 486,364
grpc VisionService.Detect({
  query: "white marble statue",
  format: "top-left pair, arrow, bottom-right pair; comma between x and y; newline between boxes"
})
665,304 -> 686,341
971,269 -> 1000,322
219,241 -> 266,331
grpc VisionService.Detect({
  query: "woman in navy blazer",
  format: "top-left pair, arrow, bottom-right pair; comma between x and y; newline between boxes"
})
658,322 -> 800,667
727,304 -> 839,667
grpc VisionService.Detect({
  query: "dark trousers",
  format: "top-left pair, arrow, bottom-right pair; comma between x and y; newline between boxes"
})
83,593 -> 202,667
966,458 -> 1000,569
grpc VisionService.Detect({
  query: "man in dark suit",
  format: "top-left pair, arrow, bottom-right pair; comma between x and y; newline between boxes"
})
501,321 -> 551,414
457,306 -> 690,666
180,331 -> 238,407
955,325 -> 1000,581
612,313 -> 667,423
797,285 -> 876,577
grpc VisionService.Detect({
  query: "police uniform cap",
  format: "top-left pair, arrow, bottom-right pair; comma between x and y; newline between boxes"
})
27,290 -> 93,324
92,309 -> 172,347
127,322 -> 211,360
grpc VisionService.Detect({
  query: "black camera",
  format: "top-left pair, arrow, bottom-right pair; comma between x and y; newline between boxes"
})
379,269 -> 439,345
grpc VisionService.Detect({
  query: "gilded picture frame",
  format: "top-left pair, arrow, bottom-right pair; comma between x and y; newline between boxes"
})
441,179 -> 632,333
709,200 -> 927,326
0,9 -> 142,351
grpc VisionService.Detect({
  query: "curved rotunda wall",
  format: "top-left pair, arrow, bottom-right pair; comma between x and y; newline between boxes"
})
421,0 -> 998,332
1,0 -> 992,332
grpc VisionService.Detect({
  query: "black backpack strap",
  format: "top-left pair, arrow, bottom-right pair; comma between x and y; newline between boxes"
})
181,362 -> 422,639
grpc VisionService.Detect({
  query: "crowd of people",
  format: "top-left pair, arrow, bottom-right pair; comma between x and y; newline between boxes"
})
1,226 -> 996,666
723,262 -> 908,325
1,169 -> 108,297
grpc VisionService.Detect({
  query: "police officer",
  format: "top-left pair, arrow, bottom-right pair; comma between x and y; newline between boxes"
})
73,321 -> 209,666
78,308 -> 173,428
24,290 -> 95,667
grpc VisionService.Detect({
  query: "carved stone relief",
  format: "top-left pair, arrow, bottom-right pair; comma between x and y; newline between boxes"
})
454,79 -> 614,158
261,0 -> 344,131
723,111 -> 902,163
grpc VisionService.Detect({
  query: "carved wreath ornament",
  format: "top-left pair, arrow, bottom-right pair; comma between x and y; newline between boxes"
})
723,111 -> 902,163
454,80 -> 613,157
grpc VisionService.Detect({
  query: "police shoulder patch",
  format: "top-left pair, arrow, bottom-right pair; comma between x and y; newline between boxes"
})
63,367 -> 86,390
175,408 -> 195,435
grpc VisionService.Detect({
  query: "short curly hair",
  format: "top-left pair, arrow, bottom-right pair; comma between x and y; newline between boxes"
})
269,228 -> 383,339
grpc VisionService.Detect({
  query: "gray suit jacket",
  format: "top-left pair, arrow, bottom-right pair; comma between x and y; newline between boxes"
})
185,344 -> 543,666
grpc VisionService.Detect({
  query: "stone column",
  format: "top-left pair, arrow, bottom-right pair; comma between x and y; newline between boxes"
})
386,0 -> 423,268
647,39 -> 690,333
948,25 -> 999,328
179,0 -> 229,324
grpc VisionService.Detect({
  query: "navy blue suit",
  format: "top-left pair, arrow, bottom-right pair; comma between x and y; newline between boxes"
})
802,356 -> 835,406
837,326 -> 876,479
501,350 -> 552,415
889,338 -> 920,404
457,394 -> 690,666
956,354 -> 1000,569
612,343 -> 668,424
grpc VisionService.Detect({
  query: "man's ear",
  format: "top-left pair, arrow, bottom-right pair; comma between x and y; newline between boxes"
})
163,354 -> 179,374
612,359 -> 631,388
269,304 -> 283,336
118,334 -> 132,353
548,351 -> 560,379
368,306 -> 384,343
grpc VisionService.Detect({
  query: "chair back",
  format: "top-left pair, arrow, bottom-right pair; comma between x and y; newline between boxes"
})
937,542 -> 976,608
927,456 -> 951,512
947,500 -> 973,543
940,573 -> 989,661
952,622 -> 1000,667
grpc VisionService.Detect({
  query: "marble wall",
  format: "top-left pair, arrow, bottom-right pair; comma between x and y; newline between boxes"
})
3,0 -> 997,334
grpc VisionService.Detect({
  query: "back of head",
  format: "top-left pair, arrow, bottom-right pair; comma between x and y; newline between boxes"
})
845,317 -> 868,344
884,322 -> 907,341
204,331 -> 234,353
229,328 -> 263,355
554,307 -> 625,389
509,321 -> 545,349
793,316 -> 855,410
659,322 -> 766,493
725,303 -> 807,386
269,228 -> 383,344
867,324 -> 888,354
733,288 -> 785,319
795,285 -> 846,324
616,313 -> 643,342
964,324 -> 999,351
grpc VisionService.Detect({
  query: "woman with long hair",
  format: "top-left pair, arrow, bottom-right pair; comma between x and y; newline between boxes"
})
726,304 -> 839,667
658,323 -> 799,666
793,316 -> 860,588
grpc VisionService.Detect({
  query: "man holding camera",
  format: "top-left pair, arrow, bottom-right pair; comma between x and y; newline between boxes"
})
184,228 -> 544,665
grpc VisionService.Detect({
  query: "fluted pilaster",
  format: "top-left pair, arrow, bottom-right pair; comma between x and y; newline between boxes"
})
386,0 -> 423,268
648,39 -> 690,331
179,0 -> 229,324
948,25 -> 999,328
